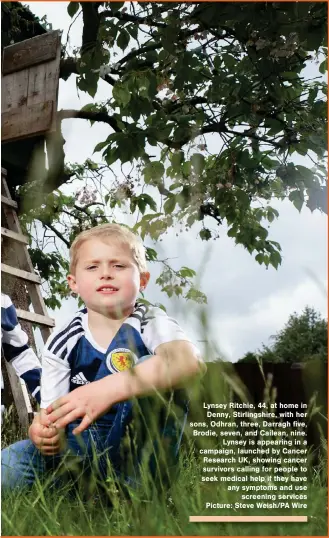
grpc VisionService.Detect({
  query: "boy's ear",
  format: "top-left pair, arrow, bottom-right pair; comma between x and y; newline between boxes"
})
140,272 -> 150,290
67,274 -> 78,293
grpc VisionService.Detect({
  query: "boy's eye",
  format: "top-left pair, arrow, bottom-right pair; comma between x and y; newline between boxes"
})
86,265 -> 97,270
114,264 -> 125,269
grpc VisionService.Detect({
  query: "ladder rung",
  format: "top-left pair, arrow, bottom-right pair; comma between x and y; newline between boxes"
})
1,227 -> 28,244
1,195 -> 18,209
1,263 -> 41,284
16,309 -> 55,328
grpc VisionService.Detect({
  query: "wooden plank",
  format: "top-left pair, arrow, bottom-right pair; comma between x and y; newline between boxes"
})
1,177 -> 53,343
1,227 -> 29,244
1,31 -> 61,142
1,101 -> 53,143
27,61 -> 60,121
27,63 -> 48,107
1,195 -> 18,209
16,309 -> 55,328
1,69 -> 29,113
1,174 -> 10,196
2,31 -> 60,75
1,263 -> 41,284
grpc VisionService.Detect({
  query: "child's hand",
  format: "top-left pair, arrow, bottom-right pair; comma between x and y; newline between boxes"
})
29,412 -> 62,455
44,378 -> 113,435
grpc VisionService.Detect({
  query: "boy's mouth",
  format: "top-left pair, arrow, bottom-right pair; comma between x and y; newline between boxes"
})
97,285 -> 119,294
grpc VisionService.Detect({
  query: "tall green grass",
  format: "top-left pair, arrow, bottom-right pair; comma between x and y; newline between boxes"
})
2,356 -> 327,536
1,442 -> 327,536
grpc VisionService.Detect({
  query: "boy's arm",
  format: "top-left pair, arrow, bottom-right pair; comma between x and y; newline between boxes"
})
40,349 -> 71,409
45,340 -> 204,433
1,295 -> 42,403
30,345 -> 71,455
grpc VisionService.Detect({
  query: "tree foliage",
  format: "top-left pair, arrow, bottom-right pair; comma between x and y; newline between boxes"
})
5,2 -> 327,308
238,306 -> 328,363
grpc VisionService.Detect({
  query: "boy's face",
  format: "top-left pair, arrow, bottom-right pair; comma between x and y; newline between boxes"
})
67,238 -> 150,317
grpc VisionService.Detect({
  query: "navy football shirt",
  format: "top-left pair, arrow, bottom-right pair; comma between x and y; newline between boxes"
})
40,302 -> 196,423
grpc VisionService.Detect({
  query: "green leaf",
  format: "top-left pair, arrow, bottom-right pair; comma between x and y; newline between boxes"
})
80,103 -> 97,113
264,119 -> 283,136
289,190 -> 304,212
164,196 -> 176,215
294,142 -> 309,156
280,72 -> 298,80
143,161 -> 164,184
267,211 -> 274,223
127,24 -> 138,41
137,199 -> 147,214
171,151 -> 184,169
266,207 -> 279,222
182,161 -> 192,177
269,250 -> 282,270
190,153 -> 205,174
179,266 -> 196,278
146,247 -> 158,261
185,287 -> 207,304
104,146 -> 120,166
200,228 -> 212,241
222,54 -> 236,70
93,140 -> 109,154
112,83 -> 131,107
255,253 -> 264,264
308,87 -> 318,105
296,165 -> 315,187
117,28 -> 130,51
319,59 -> 327,75
227,227 -> 237,238
236,189 -> 250,210
67,2 -> 79,18
139,194 -> 157,212
77,72 -> 99,99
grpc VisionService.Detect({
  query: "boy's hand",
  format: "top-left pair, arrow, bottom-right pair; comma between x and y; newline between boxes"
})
29,412 -> 62,455
44,378 -> 113,435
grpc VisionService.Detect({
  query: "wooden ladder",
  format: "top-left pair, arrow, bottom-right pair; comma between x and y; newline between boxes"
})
1,167 -> 55,429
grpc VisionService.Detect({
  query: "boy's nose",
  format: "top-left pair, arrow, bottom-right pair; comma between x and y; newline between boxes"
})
100,266 -> 114,279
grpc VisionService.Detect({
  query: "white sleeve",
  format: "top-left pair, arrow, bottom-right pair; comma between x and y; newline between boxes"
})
1,294 -> 42,400
40,310 -> 85,408
141,307 -> 199,354
40,339 -> 71,409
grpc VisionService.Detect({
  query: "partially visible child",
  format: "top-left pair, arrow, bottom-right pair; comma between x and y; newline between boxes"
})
1,224 -> 203,491
1,293 -> 42,409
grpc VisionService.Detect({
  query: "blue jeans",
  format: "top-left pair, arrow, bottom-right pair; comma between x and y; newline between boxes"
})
1,399 -> 135,492
1,395 -> 188,493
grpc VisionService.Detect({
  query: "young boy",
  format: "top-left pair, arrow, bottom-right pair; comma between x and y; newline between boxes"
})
1,223 -> 203,491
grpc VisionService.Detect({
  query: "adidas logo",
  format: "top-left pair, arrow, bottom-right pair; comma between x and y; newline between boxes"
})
71,372 -> 90,385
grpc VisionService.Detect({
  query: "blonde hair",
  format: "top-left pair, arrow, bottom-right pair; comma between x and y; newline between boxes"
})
69,223 -> 148,274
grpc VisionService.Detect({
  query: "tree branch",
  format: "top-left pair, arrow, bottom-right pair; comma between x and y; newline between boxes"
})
81,2 -> 101,55
58,109 -> 123,132
99,8 -> 167,28
116,42 -> 161,68
201,123 -> 282,148
60,57 -> 79,79
60,57 -> 117,85
44,222 -> 70,248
